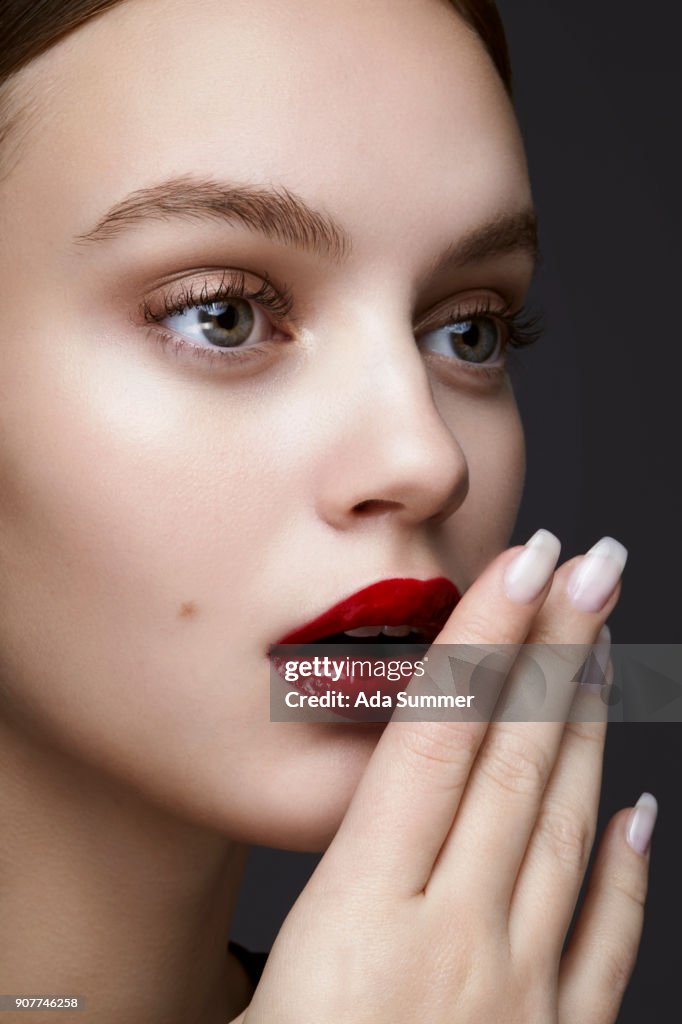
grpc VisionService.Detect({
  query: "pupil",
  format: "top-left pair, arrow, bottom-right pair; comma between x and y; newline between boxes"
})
216,305 -> 238,330
461,323 -> 478,347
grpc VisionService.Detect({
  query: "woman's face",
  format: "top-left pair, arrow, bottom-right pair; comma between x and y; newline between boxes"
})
0,0 -> 534,848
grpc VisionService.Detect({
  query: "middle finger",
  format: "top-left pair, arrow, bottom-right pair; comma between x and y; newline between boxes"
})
426,538 -> 627,907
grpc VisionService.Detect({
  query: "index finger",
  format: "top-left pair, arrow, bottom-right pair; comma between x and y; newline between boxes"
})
320,529 -> 562,897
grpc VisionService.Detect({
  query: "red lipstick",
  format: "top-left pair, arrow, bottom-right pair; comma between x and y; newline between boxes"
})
276,577 -> 460,646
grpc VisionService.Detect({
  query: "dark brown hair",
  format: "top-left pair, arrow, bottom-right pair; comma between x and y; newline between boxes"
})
0,0 -> 513,93
452,0 -> 512,94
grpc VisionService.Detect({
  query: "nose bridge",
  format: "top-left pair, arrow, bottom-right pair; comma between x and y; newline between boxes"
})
315,321 -> 469,527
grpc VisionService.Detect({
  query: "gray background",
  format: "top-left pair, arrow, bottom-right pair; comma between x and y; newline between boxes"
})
231,3 -> 681,1019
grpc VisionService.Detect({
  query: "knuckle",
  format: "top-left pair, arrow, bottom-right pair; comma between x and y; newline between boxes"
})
530,636 -> 588,678
535,802 -> 593,871
397,721 -> 480,785
564,719 -> 606,745
476,728 -> 550,798
456,610 -> 521,649
610,865 -> 649,912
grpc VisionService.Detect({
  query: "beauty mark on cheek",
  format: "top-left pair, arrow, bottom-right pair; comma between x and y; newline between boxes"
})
178,601 -> 199,619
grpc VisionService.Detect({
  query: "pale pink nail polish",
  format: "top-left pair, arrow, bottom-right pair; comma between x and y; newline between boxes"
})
626,792 -> 658,855
503,528 -> 561,604
566,537 -> 628,613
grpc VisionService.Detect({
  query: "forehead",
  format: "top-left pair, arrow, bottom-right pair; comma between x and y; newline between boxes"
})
7,0 -> 530,262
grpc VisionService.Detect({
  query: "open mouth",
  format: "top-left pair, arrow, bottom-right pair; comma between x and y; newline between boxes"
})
268,577 -> 460,722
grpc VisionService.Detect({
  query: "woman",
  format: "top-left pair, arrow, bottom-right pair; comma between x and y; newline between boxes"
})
0,1 -> 656,1021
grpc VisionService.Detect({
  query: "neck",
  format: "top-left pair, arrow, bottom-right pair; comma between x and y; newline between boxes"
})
0,722 -> 253,1024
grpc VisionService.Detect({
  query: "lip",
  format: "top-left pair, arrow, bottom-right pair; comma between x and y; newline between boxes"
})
275,577 -> 461,646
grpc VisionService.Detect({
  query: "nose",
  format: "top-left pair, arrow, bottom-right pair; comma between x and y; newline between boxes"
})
315,324 -> 469,531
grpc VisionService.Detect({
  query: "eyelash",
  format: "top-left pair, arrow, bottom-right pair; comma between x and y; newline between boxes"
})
141,271 -> 543,375
423,296 -> 544,380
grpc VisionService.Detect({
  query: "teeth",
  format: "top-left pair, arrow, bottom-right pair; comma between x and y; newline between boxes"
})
344,626 -> 383,637
343,625 -> 422,638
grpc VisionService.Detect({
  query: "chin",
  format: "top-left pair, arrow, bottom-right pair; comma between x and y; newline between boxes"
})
220,728 -> 382,851
222,796 -> 349,853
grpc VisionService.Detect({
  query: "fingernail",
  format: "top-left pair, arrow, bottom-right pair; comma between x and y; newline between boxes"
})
626,792 -> 658,856
503,529 -> 561,604
566,537 -> 628,613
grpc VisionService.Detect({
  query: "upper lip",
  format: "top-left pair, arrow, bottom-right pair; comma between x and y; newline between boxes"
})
274,577 -> 461,645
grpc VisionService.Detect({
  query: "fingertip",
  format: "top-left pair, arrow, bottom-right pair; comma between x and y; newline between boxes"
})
502,529 -> 561,604
625,792 -> 658,857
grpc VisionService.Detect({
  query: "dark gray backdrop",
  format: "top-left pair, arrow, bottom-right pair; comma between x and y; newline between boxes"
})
231,4 -> 681,1019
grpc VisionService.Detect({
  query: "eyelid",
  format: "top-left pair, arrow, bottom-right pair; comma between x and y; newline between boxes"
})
415,291 -> 512,332
140,267 -> 296,326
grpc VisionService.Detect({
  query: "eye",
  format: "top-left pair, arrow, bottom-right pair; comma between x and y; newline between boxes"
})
140,269 -> 295,368
161,296 -> 275,349
418,315 -> 503,364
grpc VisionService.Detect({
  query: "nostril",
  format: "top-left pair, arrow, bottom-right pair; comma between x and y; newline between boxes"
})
426,504 -> 457,527
353,499 -> 402,516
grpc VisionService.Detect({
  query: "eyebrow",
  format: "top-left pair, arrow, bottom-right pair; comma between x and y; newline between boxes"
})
74,175 -> 351,260
74,174 -> 539,272
426,207 -> 539,277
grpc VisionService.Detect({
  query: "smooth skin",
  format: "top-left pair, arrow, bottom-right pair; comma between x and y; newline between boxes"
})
240,545 -> 648,1024
0,0 -> 649,1021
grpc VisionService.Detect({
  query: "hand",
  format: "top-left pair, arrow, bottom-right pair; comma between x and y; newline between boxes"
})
239,533 -> 654,1024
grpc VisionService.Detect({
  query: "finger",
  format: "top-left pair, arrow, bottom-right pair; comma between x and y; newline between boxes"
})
320,530 -> 562,897
558,796 -> 657,1024
427,539 -> 626,906
508,630 -> 612,952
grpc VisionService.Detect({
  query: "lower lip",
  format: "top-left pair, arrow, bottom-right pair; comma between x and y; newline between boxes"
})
269,642 -> 430,722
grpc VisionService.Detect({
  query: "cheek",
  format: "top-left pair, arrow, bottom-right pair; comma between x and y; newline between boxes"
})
0,324 -> 296,818
471,389 -> 526,528
0,315 -> 381,849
